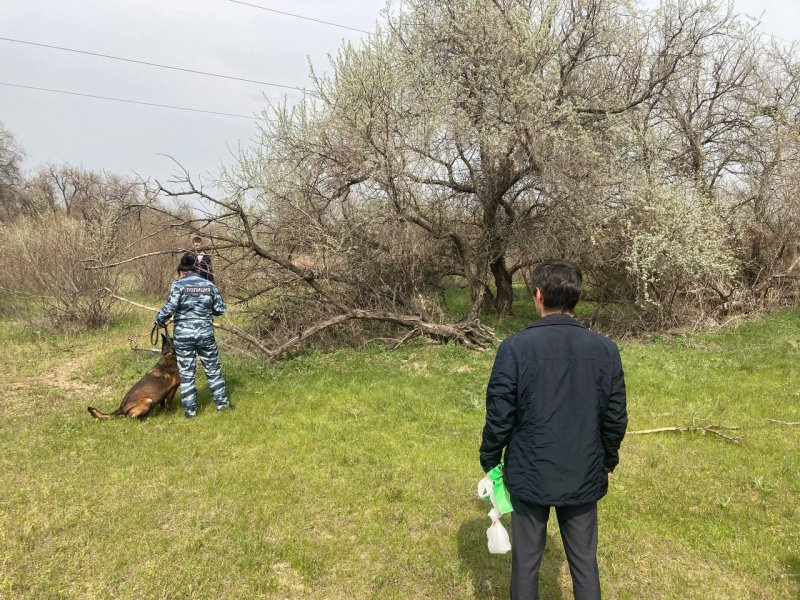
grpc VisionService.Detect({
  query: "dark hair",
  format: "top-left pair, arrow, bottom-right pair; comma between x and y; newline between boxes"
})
531,259 -> 582,311
192,236 -> 203,243
177,253 -> 197,273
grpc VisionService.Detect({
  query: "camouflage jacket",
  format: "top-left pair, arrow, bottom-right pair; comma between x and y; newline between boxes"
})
155,274 -> 226,327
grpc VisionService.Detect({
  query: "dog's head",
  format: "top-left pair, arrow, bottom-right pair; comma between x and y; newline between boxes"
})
160,332 -> 175,357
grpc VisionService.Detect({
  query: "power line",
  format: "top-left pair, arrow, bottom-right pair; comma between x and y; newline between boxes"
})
0,82 -> 257,120
226,0 -> 371,35
0,36 -> 312,93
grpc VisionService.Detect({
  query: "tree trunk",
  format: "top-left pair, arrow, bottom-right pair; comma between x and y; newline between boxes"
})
463,281 -> 487,321
490,255 -> 514,316
479,283 -> 496,314
479,179 -> 514,316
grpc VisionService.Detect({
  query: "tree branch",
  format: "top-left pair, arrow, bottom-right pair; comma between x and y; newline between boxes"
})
629,423 -> 744,443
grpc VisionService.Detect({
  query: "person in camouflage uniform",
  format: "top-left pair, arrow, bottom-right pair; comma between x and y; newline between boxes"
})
155,254 -> 230,417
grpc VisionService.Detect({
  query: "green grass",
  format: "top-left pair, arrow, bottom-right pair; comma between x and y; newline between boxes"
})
0,304 -> 798,598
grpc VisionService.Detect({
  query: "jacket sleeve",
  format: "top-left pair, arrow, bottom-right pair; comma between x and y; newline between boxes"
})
204,255 -> 214,284
480,339 -> 517,473
155,282 -> 181,326
601,344 -> 628,472
211,287 -> 226,317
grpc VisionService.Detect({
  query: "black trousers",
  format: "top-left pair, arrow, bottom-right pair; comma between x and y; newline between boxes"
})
510,496 -> 601,600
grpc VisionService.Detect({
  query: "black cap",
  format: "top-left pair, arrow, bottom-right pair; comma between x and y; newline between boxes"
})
178,253 -> 197,273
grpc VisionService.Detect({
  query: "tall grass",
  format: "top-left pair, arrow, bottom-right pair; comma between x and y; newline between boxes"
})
0,215 -> 118,329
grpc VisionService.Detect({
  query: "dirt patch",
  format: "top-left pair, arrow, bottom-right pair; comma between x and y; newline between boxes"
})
272,561 -> 308,596
41,354 -> 101,394
399,361 -> 429,375
3,351 -> 106,418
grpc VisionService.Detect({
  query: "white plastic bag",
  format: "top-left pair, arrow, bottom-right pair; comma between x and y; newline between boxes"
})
487,521 -> 512,554
478,477 -> 512,554
477,477 -> 494,501
486,507 -> 512,554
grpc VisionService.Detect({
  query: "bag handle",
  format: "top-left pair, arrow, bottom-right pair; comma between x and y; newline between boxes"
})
477,477 -> 501,521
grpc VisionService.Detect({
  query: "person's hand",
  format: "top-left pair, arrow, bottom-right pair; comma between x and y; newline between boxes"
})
607,470 -> 613,480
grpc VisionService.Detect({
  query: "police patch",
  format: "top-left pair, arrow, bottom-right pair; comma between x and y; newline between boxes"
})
184,286 -> 213,294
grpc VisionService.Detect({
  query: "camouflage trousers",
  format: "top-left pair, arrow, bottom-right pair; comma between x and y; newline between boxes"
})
173,322 -> 229,417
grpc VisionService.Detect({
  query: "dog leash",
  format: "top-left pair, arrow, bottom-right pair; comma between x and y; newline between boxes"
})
150,322 -> 170,346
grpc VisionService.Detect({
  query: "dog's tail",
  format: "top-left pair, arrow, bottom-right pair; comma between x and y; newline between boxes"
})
87,406 -> 122,419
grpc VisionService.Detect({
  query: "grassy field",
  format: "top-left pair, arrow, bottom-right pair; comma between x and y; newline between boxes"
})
0,300 -> 798,599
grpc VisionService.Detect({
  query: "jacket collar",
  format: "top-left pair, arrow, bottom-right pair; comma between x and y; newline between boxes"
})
525,313 -> 586,329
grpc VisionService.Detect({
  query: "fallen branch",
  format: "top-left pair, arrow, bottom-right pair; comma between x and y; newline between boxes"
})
392,327 -> 422,350
767,419 -> 800,426
103,288 -> 272,354
213,321 -> 272,355
629,424 -> 744,443
217,337 -> 259,360
261,310 -> 496,360
103,289 -> 498,361
104,289 -> 158,312
85,243 -> 241,270
85,250 -> 184,270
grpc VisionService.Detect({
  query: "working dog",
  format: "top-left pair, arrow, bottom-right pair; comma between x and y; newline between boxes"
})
88,333 -> 180,419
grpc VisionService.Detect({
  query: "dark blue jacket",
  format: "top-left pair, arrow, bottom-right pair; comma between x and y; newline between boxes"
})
480,314 -> 627,506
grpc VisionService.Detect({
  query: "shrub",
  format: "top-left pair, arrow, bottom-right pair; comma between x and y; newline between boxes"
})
0,214 -> 120,329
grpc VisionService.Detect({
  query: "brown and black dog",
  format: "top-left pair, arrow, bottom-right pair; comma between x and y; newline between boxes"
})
88,333 -> 180,419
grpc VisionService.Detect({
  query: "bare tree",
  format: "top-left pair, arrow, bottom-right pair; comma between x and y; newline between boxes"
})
24,165 -> 140,220
0,123 -> 26,222
148,161 -> 497,357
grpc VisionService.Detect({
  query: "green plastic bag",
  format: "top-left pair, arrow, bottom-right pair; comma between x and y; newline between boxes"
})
485,463 -> 513,515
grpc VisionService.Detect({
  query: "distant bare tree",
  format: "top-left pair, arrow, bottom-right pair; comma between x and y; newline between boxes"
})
0,123 -> 26,221
0,161 -> 182,328
24,165 -> 140,220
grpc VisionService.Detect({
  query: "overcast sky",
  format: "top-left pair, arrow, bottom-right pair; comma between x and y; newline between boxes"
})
1,0 -> 798,183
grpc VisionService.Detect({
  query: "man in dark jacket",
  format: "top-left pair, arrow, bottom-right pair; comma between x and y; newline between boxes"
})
188,236 -> 214,283
480,259 -> 627,600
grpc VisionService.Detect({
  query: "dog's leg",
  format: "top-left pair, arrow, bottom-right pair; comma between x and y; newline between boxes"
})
127,400 -> 153,419
163,385 -> 179,410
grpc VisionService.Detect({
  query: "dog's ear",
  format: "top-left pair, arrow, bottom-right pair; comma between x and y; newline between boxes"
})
160,332 -> 171,354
